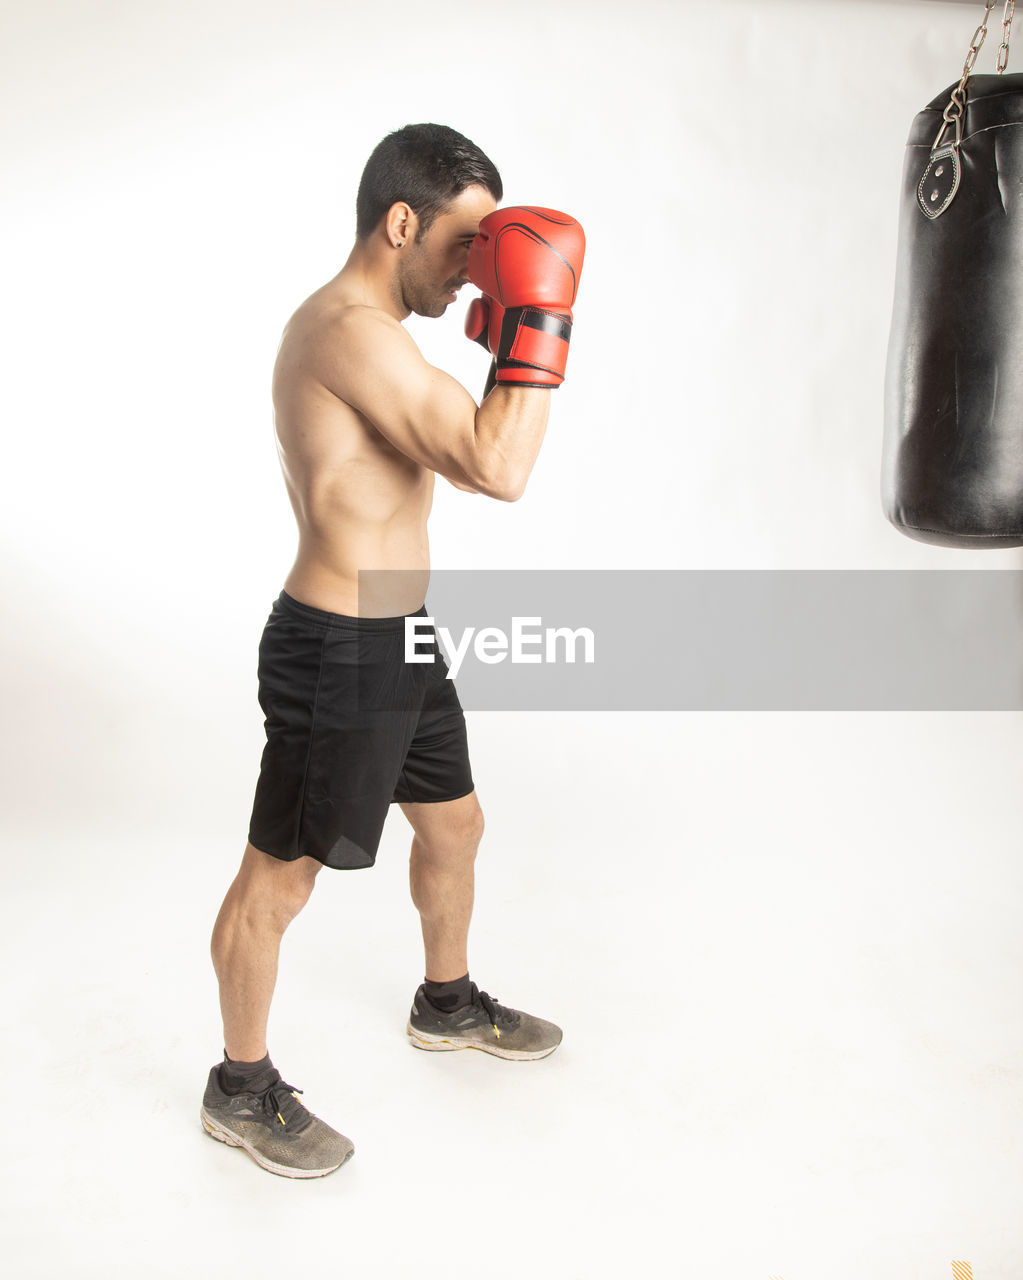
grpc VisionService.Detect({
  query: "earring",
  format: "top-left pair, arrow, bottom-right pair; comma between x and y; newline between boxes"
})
395,240 -> 404,248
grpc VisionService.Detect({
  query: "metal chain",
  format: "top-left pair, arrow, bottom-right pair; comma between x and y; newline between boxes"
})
998,0 -> 1016,72
961,1 -> 999,82
935,1 -> 1012,150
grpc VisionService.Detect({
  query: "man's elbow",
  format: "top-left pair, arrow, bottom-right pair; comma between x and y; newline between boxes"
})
476,470 -> 528,502
461,451 -> 530,501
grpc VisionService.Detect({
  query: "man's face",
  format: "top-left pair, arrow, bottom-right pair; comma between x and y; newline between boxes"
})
398,185 -> 498,319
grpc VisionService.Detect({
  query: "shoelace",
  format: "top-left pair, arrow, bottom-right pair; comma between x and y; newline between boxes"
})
261,1078 -> 311,1132
476,989 -> 520,1039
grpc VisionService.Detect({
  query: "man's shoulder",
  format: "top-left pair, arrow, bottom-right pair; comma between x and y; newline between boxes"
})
280,301 -> 411,386
275,295 -> 421,411
286,295 -> 403,346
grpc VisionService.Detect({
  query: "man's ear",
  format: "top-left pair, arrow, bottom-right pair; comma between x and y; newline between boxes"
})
385,202 -> 418,249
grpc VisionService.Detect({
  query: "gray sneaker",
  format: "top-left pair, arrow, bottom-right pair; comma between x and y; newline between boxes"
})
200,1063 -> 354,1179
407,982 -> 562,1060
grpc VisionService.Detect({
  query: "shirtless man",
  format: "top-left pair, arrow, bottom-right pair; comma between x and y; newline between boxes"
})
198,125 -> 585,1178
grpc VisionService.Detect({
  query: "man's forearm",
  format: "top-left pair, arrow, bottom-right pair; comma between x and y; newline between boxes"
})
467,385 -> 551,502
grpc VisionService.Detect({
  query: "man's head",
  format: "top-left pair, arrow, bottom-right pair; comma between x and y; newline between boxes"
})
356,124 -> 502,241
356,124 -> 502,318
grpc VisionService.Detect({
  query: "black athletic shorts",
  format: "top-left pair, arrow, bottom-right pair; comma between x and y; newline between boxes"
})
247,591 -> 474,870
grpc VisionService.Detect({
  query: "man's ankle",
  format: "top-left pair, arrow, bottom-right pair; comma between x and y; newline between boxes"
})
422,973 -> 472,1012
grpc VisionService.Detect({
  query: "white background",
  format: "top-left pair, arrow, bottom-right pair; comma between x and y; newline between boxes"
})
3,1 -> 1022,1277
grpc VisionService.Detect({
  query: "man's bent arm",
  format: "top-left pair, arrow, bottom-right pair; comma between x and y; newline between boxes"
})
316,307 -> 551,501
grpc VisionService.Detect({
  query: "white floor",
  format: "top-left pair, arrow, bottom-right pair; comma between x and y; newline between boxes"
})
5,711 -> 1023,1280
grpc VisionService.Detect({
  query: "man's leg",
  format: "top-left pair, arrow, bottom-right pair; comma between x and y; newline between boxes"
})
211,842 -> 323,1061
401,792 -> 484,982
401,791 -> 562,1060
202,842 -> 353,1178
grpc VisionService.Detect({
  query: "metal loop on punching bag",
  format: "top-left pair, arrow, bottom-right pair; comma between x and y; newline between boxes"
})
931,101 -> 962,153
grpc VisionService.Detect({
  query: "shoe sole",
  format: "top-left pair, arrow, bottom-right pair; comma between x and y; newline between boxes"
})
199,1108 -> 354,1179
405,1022 -> 560,1061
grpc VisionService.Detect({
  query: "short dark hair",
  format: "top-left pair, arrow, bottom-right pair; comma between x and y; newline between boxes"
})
355,123 -> 502,240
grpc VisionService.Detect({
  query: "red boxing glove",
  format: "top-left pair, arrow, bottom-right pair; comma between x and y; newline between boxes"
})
464,206 -> 585,388
464,294 -> 493,351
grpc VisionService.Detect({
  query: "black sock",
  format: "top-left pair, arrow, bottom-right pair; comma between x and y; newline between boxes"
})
422,973 -> 472,1013
219,1051 -> 275,1096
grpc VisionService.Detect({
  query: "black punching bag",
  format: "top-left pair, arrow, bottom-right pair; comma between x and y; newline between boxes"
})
883,64 -> 1023,548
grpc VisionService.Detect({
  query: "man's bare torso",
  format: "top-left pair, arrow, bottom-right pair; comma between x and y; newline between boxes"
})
274,278 -> 433,618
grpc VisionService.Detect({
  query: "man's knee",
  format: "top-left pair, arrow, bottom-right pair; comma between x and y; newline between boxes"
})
455,798 -> 485,848
235,844 -> 321,932
415,799 -> 485,864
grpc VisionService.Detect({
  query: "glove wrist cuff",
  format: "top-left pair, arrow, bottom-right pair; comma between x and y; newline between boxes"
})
495,306 -> 573,385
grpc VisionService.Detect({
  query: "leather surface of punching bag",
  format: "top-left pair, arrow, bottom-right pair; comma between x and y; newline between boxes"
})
883,74 -> 1023,548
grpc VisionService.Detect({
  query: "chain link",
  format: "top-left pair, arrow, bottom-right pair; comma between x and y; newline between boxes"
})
962,1 -> 998,78
998,0 -> 1016,71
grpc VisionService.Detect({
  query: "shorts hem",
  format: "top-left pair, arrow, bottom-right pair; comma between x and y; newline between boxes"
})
391,784 -> 476,807
247,836 -> 378,871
